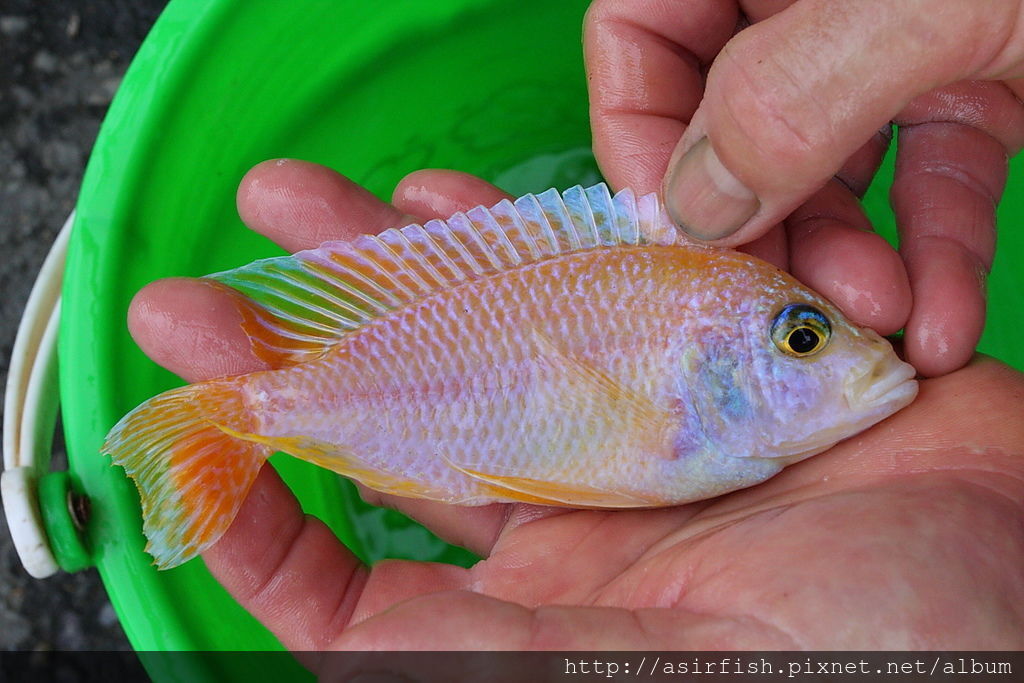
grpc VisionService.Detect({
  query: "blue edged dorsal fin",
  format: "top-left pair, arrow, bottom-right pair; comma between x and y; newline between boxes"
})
206,183 -> 678,368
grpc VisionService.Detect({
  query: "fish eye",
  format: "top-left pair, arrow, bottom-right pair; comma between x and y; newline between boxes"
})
771,304 -> 831,357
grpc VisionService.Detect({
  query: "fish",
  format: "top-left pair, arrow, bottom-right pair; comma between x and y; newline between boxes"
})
103,183 -> 918,568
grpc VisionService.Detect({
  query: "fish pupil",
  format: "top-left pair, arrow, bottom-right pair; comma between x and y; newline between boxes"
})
789,327 -> 820,354
770,304 -> 831,356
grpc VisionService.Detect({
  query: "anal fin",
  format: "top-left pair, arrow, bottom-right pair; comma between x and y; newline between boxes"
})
445,459 -> 662,508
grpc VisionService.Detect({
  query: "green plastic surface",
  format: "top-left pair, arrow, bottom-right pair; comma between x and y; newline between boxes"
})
38,472 -> 92,573
59,0 -> 1024,673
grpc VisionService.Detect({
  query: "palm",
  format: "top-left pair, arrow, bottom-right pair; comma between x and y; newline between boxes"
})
127,163 -> 1023,660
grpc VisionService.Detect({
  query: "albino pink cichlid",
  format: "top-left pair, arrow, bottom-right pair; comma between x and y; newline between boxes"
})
103,184 -> 918,568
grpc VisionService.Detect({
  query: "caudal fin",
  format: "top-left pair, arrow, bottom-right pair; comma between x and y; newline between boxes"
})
102,380 -> 270,569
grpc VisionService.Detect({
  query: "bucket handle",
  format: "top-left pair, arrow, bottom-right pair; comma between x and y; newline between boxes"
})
2,213 -> 73,578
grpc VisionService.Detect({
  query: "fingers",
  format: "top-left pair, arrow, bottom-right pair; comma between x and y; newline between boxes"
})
891,81 -> 1023,376
785,180 -> 911,335
662,0 -> 1024,243
778,126 -> 907,333
236,159 -> 411,252
205,468 -> 480,651
892,124 -> 1004,376
894,80 -> 1024,154
127,278 -> 271,382
135,160 -> 424,383
237,162 -> 513,251
584,0 -> 739,193
392,169 -> 512,219
741,122 -> 891,275
835,125 -> 893,199
202,467 -> 371,650
736,223 -> 787,270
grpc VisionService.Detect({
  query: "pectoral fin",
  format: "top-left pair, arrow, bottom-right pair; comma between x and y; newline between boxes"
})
529,326 -> 673,446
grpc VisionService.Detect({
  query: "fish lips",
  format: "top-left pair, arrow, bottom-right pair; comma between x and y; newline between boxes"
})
844,358 -> 919,414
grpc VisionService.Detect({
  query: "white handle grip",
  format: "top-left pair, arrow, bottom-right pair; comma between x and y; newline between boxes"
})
2,212 -> 73,578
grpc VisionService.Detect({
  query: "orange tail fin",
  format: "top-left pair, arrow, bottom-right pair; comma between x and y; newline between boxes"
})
102,380 -> 270,569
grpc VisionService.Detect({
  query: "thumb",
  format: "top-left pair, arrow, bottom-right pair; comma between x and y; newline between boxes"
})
663,0 -> 1024,243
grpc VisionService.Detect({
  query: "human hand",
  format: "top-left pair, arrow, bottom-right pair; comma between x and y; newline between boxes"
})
124,161 -> 1024,665
585,0 -> 1024,377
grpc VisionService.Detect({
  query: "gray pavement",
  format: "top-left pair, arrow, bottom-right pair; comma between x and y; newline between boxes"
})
2,0 -> 166,651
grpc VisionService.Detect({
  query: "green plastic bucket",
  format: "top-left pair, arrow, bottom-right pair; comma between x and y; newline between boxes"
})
58,0 -> 1023,676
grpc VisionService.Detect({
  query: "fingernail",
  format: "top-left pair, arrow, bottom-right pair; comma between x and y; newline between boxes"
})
664,137 -> 759,241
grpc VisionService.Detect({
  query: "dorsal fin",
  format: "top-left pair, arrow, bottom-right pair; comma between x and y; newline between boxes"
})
207,183 -> 680,368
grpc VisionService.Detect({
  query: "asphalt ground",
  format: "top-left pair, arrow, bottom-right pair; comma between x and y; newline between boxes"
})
1,0 -> 167,651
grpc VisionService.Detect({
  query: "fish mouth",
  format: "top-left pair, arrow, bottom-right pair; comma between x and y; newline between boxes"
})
765,357 -> 918,465
845,357 -> 919,413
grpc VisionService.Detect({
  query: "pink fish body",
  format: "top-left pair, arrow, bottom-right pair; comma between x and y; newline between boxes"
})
104,184 -> 917,568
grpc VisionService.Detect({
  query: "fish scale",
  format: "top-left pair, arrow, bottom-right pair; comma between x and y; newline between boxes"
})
102,183 -> 918,568
247,247 -> 684,501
